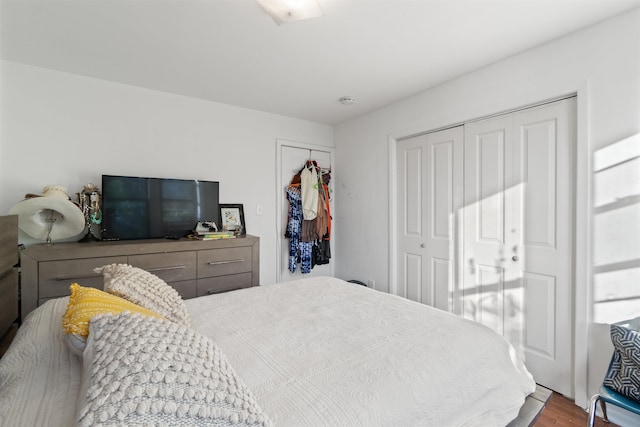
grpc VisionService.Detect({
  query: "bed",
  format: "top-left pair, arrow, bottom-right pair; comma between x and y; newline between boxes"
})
0,271 -> 535,426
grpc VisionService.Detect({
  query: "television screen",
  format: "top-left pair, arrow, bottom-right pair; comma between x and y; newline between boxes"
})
101,175 -> 220,240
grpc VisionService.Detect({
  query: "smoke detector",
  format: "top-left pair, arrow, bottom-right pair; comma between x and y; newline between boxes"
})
339,96 -> 356,106
256,0 -> 323,25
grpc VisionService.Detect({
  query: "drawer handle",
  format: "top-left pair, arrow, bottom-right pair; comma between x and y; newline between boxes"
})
56,273 -> 101,281
55,265 -> 186,281
145,265 -> 186,273
207,259 -> 244,266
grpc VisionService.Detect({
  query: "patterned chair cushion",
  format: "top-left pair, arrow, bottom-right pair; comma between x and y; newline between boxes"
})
603,323 -> 640,402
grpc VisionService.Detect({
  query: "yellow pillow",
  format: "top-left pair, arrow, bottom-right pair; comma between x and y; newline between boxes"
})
62,283 -> 164,338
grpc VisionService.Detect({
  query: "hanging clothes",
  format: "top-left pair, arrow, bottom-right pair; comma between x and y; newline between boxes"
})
314,191 -> 328,240
301,218 -> 320,243
314,182 -> 332,266
286,186 -> 313,273
285,159 -> 332,274
301,164 -> 318,220
320,183 -> 332,241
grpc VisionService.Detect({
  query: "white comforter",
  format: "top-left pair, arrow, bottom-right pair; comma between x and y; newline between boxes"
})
0,297 -> 81,427
0,277 -> 535,426
188,277 -> 536,426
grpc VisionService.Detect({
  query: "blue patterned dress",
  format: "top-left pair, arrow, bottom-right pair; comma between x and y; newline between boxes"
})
286,186 -> 313,273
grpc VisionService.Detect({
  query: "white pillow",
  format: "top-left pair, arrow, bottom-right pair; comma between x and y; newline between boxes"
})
95,263 -> 191,327
76,312 -> 271,427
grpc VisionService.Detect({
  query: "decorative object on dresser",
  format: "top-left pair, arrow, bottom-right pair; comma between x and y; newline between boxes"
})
19,234 -> 260,320
0,215 -> 19,337
220,203 -> 246,235
76,183 -> 102,242
8,186 -> 85,244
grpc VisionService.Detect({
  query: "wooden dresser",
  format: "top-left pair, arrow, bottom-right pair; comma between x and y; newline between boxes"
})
0,215 -> 19,335
20,235 -> 259,320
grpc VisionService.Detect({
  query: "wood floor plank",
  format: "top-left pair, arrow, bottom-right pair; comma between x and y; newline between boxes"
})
534,392 -> 618,427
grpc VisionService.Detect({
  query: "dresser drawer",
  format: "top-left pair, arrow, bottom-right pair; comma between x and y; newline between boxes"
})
197,247 -> 252,278
169,279 -> 197,300
129,251 -> 197,283
196,273 -> 252,296
0,269 -> 18,335
38,256 -> 127,298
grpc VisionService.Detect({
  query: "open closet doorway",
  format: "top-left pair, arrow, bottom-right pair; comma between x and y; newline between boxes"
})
393,97 -> 576,397
276,139 -> 335,283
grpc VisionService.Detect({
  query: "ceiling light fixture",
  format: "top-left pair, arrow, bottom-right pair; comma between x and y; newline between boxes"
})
256,0 -> 323,25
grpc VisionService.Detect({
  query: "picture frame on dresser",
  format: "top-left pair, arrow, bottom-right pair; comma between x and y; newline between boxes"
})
220,204 -> 246,235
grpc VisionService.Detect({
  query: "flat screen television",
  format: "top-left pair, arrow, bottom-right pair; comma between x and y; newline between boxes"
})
101,175 -> 220,241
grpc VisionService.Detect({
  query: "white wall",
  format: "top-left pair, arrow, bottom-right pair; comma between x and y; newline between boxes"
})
334,7 -> 640,421
0,61 -> 334,285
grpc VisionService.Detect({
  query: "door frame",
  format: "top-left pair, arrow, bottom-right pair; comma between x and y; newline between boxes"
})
388,88 -> 592,408
275,138 -> 336,283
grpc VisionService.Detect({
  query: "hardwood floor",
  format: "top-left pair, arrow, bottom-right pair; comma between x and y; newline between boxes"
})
535,392 -> 617,427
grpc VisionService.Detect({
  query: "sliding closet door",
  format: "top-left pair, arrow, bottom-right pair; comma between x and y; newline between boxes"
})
463,98 -> 575,396
396,127 -> 463,310
462,114 -> 517,336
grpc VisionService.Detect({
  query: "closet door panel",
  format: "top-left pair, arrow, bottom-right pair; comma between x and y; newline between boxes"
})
476,129 -> 506,243
522,119 -> 557,248
404,145 -> 424,236
463,115 -> 513,332
513,100 -> 575,397
431,141 -> 453,239
396,127 -> 463,310
463,98 -> 575,397
397,135 -> 427,301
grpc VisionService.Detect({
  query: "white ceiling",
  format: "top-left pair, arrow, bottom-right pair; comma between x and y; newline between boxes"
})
2,0 -> 640,125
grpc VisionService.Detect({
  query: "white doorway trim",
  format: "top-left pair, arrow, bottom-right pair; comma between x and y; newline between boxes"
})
573,83 -> 592,409
387,86 -> 592,408
275,138 -> 336,283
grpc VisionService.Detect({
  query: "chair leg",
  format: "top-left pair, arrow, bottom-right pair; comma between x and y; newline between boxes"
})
599,399 -> 609,423
588,395 -> 600,427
